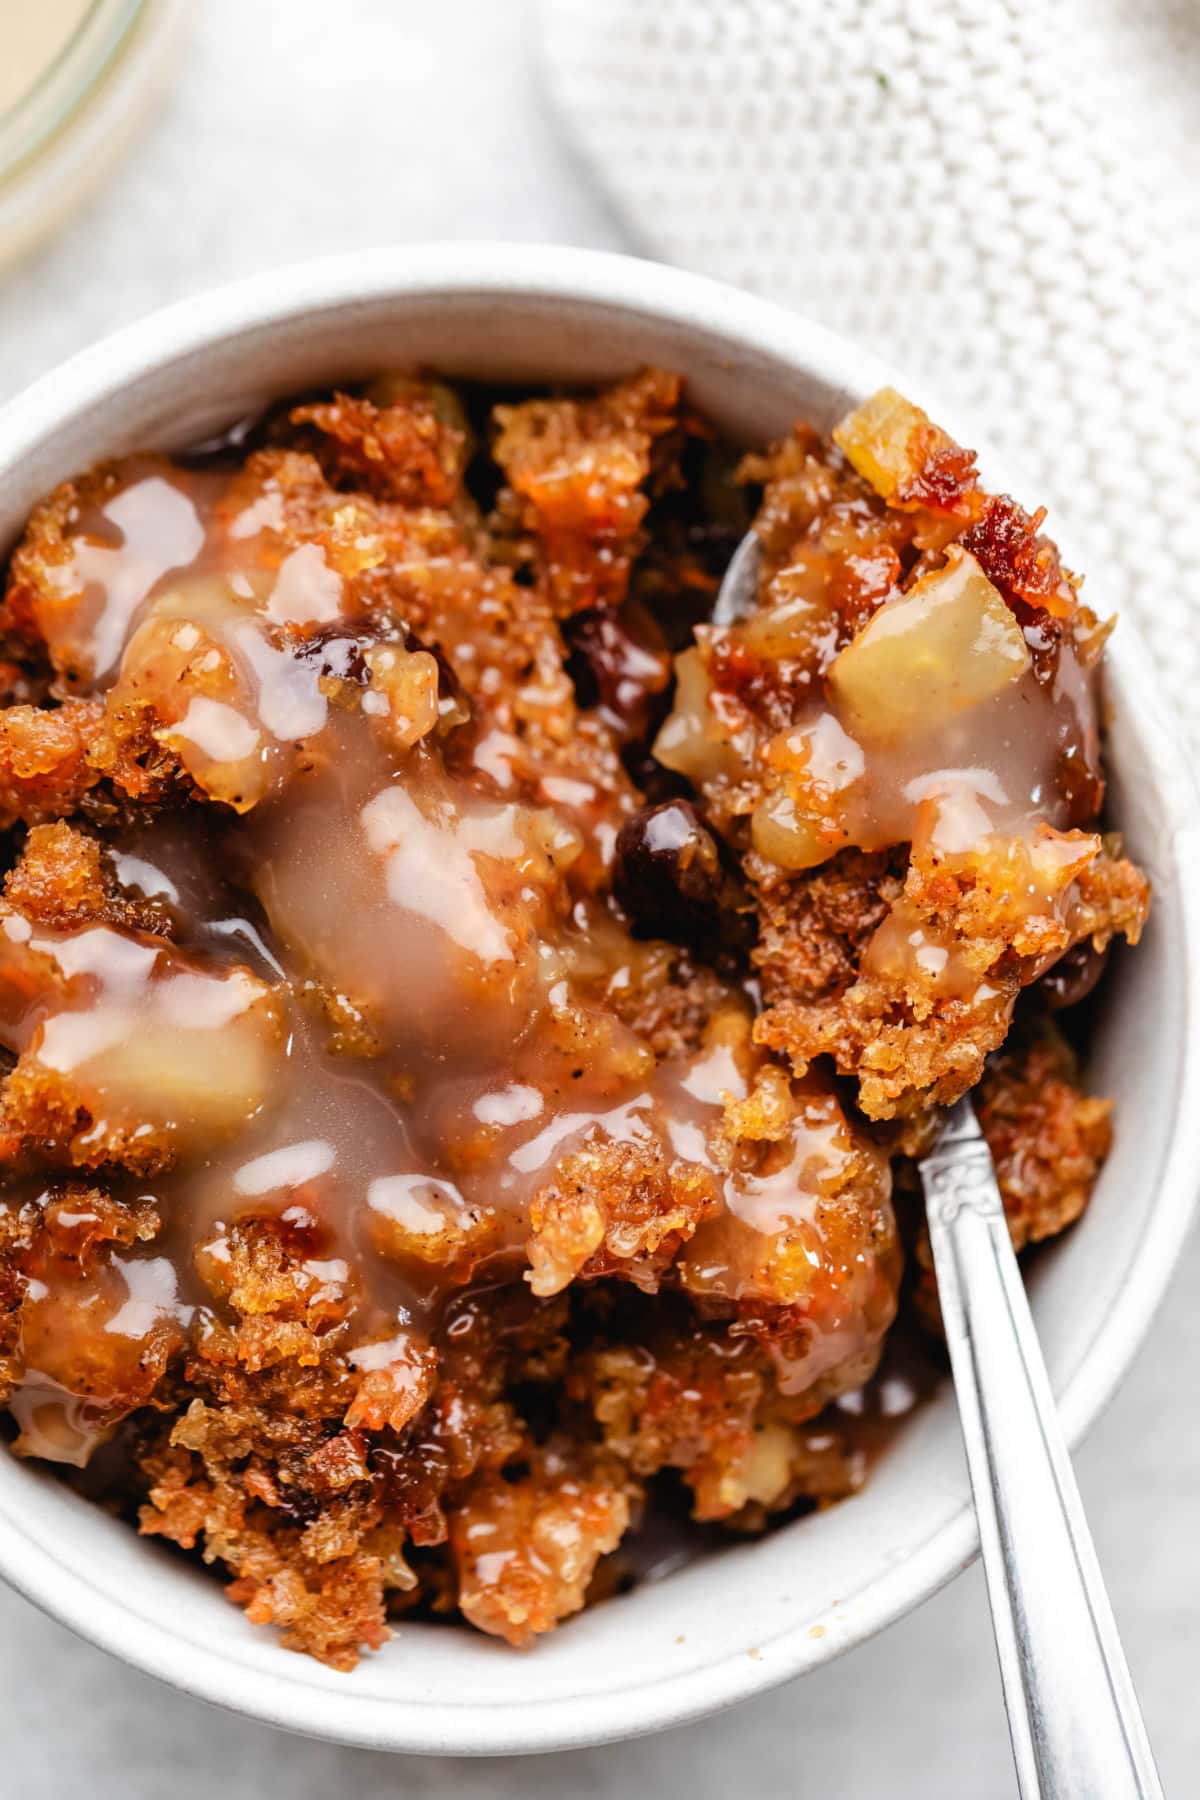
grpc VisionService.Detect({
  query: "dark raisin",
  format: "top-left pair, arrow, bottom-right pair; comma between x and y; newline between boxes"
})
265,1475 -> 323,1526
619,741 -> 692,807
1057,742 -> 1105,829
295,620 -> 467,719
295,623 -> 371,686
370,1434 -> 450,1536
613,800 -> 753,951
564,604 -> 672,743
1039,940 -> 1110,1011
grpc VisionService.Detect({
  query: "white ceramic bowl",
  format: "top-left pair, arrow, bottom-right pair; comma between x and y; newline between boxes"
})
0,245 -> 1195,1756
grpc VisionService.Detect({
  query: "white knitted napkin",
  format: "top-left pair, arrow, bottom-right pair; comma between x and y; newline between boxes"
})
541,0 -> 1200,745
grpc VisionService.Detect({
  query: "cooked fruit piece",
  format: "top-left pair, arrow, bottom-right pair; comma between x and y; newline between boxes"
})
749,713 -> 864,873
832,386 -> 978,515
652,642 -> 751,784
827,548 -> 1030,741
0,907 -> 283,1171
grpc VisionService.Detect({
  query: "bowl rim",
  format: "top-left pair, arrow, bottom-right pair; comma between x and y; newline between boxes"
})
0,241 -> 1197,1755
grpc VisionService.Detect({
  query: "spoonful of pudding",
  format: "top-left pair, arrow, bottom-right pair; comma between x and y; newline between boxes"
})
704,400 -> 1162,1797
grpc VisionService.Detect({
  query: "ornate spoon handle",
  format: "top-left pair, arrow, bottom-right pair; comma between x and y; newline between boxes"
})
921,1099 -> 1163,1799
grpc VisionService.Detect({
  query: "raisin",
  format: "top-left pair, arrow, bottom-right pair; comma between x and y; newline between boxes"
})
296,620 -> 466,713
1039,940 -> 1109,1011
1057,743 -> 1105,829
295,623 -> 371,686
564,604 -> 672,743
613,800 -> 752,951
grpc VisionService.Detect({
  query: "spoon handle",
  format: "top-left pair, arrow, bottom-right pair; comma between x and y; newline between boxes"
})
921,1100 -> 1163,1799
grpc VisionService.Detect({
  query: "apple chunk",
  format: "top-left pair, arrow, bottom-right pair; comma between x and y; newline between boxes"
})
0,907 -> 284,1171
832,386 -> 973,510
827,549 -> 1030,741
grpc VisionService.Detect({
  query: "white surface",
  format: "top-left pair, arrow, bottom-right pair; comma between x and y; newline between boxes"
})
0,3 -> 1194,1794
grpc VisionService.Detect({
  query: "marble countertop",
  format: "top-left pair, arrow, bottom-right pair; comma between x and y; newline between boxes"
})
0,5 -> 1194,1794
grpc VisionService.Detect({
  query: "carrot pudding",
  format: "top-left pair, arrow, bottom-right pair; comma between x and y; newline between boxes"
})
0,375 -> 1148,1665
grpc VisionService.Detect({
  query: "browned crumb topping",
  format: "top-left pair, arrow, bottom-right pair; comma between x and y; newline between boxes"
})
0,373 -> 1145,1666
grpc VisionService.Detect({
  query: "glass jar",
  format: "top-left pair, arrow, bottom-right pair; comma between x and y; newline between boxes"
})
0,0 -> 185,270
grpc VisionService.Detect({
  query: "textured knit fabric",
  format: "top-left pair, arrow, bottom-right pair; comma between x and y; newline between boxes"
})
541,0 -> 1200,743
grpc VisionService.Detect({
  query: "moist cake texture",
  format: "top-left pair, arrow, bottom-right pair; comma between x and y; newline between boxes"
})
0,373 -> 1148,1664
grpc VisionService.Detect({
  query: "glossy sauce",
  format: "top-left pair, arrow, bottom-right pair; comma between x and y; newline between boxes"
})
657,544 -> 1103,1017
0,436 -> 1110,1462
0,457 -> 898,1457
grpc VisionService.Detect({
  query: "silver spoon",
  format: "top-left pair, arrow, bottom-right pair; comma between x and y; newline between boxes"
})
713,534 -> 1163,1799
